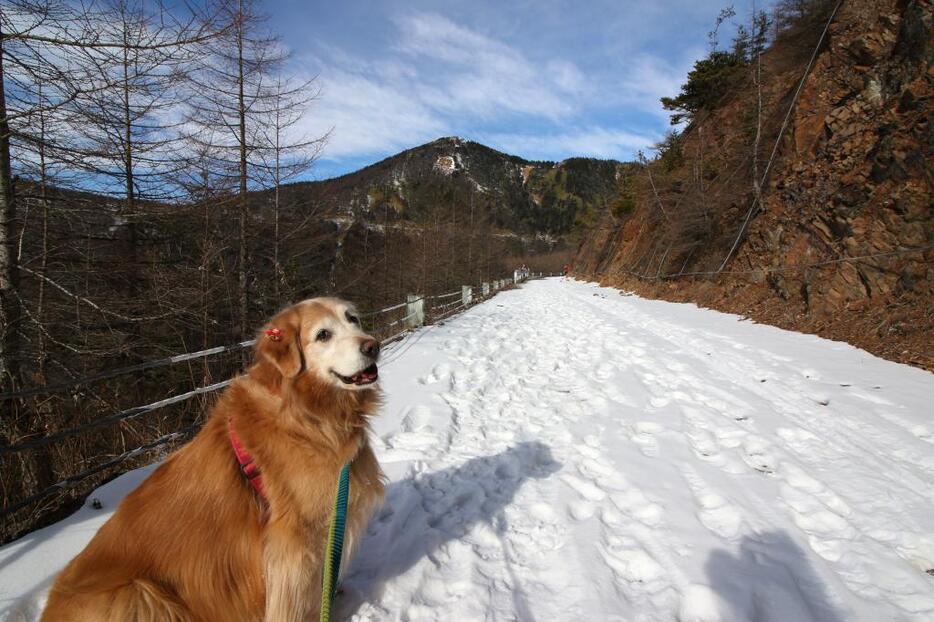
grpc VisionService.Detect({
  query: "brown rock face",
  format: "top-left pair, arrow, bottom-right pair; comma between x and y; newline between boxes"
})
574,0 -> 933,370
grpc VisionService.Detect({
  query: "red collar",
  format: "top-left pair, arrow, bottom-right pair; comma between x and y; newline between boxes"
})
228,420 -> 267,502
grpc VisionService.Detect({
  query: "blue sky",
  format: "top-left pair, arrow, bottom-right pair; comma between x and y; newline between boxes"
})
267,1 -> 751,180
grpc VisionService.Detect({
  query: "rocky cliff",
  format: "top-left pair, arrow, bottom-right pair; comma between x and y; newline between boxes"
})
575,0 -> 932,369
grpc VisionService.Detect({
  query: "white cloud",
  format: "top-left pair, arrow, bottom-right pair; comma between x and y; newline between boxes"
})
484,127 -> 657,161
290,11 -> 685,170
294,64 -> 448,161
393,12 -> 578,120
605,51 -> 704,121
628,53 -> 694,102
547,60 -> 586,93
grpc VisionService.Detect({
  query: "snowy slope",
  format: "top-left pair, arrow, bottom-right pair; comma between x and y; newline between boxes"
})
2,278 -> 934,621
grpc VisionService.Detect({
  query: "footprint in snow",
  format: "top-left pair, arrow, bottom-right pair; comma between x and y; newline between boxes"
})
419,362 -> 452,385
628,421 -> 664,457
401,405 -> 434,433
529,502 -> 559,525
776,426 -> 819,451
561,473 -> 607,503
610,489 -> 664,527
779,484 -> 855,563
682,468 -> 746,540
583,434 -> 602,448
599,545 -> 671,601
739,436 -> 778,474
577,457 -> 622,490
568,501 -> 596,521
696,492 -> 745,540
594,361 -> 616,380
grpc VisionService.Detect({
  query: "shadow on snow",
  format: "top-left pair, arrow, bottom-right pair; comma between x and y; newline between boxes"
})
337,441 -> 560,619
705,530 -> 848,622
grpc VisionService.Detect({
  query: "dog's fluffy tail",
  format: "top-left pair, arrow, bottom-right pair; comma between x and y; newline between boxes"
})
114,579 -> 191,622
42,579 -> 191,622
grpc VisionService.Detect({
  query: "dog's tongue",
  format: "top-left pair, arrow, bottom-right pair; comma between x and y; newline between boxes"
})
352,365 -> 378,384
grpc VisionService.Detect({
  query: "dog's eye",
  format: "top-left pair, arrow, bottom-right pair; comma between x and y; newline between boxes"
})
345,312 -> 359,325
315,329 -> 332,342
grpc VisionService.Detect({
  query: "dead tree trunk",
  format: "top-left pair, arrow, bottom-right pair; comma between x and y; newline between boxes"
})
0,25 -> 18,398
236,1 -> 249,342
0,26 -> 21,476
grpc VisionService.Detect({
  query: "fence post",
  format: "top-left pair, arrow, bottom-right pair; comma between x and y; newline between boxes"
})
406,294 -> 424,328
462,285 -> 472,306
513,270 -> 519,284
482,282 -> 489,297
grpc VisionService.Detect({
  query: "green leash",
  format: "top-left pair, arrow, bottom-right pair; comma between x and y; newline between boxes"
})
319,462 -> 352,622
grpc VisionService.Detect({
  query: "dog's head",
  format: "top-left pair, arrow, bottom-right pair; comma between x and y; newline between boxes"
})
253,297 -> 380,393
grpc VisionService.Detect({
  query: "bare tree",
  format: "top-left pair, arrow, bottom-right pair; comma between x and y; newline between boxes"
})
0,19 -> 17,399
64,0 -> 220,346
638,150 -> 669,222
254,76 -> 328,301
0,0 -> 118,505
0,0 -> 224,539
0,0 -> 88,401
1,0 -> 221,378
186,0 -> 300,339
72,1 -> 212,201
746,7 -> 770,206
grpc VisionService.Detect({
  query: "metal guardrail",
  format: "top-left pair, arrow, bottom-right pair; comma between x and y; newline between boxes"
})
2,380 -> 234,455
0,341 -> 255,402
1,276 -> 534,520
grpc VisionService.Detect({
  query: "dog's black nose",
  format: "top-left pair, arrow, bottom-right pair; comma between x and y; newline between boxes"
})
360,338 -> 380,359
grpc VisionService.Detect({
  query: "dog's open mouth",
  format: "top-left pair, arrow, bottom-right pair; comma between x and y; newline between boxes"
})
332,363 -> 379,386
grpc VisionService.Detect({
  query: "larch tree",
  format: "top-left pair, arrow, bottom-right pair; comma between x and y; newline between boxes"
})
0,0 -> 117,500
66,0 -> 219,343
253,75 -> 328,302
185,0 -> 299,340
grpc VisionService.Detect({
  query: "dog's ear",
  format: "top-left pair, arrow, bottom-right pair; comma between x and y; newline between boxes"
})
255,308 -> 305,379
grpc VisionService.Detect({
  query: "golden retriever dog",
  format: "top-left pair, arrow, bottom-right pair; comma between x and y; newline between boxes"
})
42,298 -> 386,622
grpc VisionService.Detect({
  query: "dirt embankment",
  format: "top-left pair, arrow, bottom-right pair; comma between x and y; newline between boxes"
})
576,0 -> 932,370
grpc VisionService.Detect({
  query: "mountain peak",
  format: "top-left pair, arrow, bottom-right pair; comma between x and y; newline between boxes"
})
282,138 -> 625,237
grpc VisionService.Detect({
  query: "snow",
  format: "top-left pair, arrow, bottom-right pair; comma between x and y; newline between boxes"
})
3,278 -> 934,621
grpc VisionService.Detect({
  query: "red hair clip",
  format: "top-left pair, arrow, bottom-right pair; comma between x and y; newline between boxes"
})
265,327 -> 282,341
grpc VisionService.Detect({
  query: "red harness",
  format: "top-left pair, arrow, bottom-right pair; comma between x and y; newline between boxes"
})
228,420 -> 267,502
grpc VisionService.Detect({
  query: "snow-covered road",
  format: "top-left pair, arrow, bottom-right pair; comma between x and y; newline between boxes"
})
3,278 -> 934,621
